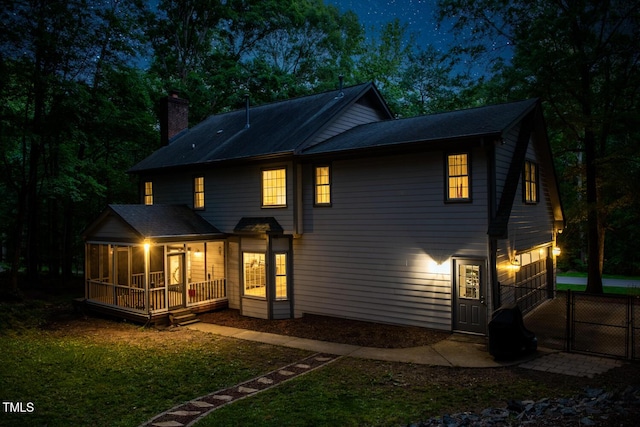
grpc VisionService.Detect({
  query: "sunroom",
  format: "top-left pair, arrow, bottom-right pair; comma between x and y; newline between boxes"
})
82,205 -> 227,323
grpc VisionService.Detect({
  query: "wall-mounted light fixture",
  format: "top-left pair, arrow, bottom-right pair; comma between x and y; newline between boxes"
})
552,246 -> 561,257
508,255 -> 521,272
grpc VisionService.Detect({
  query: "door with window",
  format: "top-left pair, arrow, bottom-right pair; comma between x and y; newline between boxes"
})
168,253 -> 185,309
453,259 -> 487,334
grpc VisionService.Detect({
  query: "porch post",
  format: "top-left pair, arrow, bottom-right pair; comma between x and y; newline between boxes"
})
144,242 -> 150,315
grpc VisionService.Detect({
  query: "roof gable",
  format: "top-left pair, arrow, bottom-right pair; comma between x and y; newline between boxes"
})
84,205 -> 223,242
129,83 -> 392,173
302,99 -> 538,155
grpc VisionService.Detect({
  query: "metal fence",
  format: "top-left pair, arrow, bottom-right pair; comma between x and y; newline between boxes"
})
566,290 -> 639,360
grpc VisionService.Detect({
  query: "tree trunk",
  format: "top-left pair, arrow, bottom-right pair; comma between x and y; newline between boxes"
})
584,128 -> 603,293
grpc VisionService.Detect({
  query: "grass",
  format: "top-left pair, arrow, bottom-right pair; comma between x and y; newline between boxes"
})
557,272 -> 640,280
1,293 -> 639,426
0,297 -> 310,427
195,360 -> 577,427
556,283 -> 640,295
556,273 -> 640,295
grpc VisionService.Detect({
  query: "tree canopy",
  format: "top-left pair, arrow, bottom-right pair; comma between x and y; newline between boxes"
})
0,0 -> 638,295
438,0 -> 640,291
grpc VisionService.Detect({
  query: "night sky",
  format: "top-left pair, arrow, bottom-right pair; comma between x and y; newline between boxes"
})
328,0 -> 452,51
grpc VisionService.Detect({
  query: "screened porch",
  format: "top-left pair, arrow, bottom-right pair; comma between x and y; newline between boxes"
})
85,241 -> 226,317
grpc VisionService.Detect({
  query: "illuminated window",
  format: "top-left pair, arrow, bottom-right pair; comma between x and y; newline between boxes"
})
243,253 -> 265,298
194,176 -> 204,209
446,153 -> 470,201
275,253 -> 287,299
458,264 -> 480,299
262,168 -> 286,207
144,181 -> 153,205
523,160 -> 538,203
315,166 -> 331,205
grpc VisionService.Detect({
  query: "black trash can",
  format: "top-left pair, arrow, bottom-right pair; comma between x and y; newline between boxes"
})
488,304 -> 537,360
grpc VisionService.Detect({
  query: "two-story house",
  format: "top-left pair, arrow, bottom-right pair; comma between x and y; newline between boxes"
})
82,82 -> 564,335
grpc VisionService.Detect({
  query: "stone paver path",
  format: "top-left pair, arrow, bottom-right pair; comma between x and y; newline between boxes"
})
519,351 -> 624,378
139,353 -> 339,427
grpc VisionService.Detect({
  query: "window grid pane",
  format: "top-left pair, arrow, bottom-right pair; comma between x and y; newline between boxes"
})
447,154 -> 469,200
144,182 -> 153,205
194,177 -> 205,208
315,166 -> 331,204
243,253 -> 265,298
275,253 -> 287,299
263,169 -> 286,206
524,161 -> 538,203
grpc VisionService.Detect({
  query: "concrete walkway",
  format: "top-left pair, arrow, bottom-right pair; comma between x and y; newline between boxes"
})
136,322 -> 626,426
187,322 -> 625,376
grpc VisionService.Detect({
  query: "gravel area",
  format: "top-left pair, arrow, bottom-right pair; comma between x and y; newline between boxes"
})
412,386 -> 640,426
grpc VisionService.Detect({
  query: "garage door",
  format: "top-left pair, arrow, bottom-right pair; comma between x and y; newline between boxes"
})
515,252 -> 550,314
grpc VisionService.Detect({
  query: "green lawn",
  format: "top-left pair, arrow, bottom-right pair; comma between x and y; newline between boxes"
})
556,283 -> 640,295
1,297 -> 638,426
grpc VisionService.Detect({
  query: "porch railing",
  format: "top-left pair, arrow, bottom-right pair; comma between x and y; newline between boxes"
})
86,276 -> 226,314
187,279 -> 227,306
87,280 -> 146,313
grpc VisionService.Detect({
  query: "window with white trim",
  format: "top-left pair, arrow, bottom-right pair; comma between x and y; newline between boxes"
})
243,253 -> 265,298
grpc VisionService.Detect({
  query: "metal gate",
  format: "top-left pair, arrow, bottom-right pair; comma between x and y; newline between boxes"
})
566,290 -> 639,360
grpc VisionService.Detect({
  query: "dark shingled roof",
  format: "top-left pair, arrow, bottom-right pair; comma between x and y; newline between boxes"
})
106,204 -> 223,239
129,83 -> 381,173
233,217 -> 284,235
303,98 -> 538,155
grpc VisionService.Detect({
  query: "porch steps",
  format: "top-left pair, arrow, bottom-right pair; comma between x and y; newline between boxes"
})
169,308 -> 200,326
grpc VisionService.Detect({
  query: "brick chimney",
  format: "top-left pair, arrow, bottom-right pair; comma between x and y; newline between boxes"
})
160,90 -> 189,145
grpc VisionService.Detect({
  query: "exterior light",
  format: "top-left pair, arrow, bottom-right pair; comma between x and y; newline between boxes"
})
509,255 -> 521,272
144,241 -> 150,252
552,246 -> 561,257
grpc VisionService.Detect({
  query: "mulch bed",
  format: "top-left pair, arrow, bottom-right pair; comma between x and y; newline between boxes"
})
199,309 -> 450,349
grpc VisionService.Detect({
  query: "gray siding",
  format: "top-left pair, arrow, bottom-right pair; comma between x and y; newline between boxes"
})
293,149 -> 490,330
147,161 -> 296,234
306,100 -> 388,148
272,300 -> 290,320
507,137 -> 555,251
496,132 -> 556,307
89,216 -> 139,241
494,123 -> 520,209
241,297 -> 268,319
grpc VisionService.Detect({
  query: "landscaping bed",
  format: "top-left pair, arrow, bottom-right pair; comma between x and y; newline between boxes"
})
199,309 -> 451,348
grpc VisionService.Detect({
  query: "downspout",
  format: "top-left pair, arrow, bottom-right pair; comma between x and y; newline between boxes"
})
486,139 -> 500,311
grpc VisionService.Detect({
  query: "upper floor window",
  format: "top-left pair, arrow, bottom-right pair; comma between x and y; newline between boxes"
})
523,160 -> 538,203
446,153 -> 470,201
194,176 -> 205,209
314,165 -> 331,206
144,181 -> 153,205
262,168 -> 286,207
